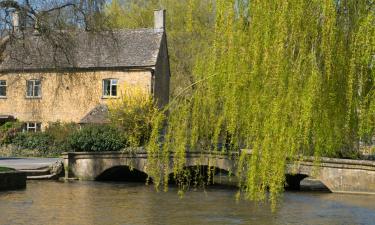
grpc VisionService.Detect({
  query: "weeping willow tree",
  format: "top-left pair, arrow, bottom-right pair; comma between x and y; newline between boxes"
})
147,0 -> 375,208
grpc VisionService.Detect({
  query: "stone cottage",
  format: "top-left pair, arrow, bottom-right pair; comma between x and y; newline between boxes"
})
0,10 -> 170,131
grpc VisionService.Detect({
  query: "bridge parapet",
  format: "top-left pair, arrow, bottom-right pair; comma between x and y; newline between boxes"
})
62,150 -> 238,180
286,157 -> 375,194
62,151 -> 375,195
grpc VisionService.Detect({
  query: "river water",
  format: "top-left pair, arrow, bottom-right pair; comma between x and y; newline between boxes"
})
0,181 -> 374,225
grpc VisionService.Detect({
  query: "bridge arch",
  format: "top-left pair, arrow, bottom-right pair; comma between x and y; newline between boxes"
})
182,154 -> 236,174
95,166 -> 149,182
285,173 -> 331,191
285,163 -> 340,192
63,151 -> 375,194
167,165 -> 234,186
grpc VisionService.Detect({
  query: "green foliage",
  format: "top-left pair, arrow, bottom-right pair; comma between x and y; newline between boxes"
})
0,167 -> 13,172
0,122 -> 76,156
0,122 -> 23,145
45,122 -> 78,151
105,0 -> 156,28
0,122 -> 127,156
0,122 -> 80,156
104,0 -> 215,96
146,0 -> 375,210
108,85 -> 158,147
67,125 -> 125,152
12,132 -> 54,154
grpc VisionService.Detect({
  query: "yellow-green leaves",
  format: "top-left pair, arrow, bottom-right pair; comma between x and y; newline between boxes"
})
143,0 -> 374,210
108,85 -> 158,148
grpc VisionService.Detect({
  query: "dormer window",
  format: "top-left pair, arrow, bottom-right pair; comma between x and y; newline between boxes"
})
0,80 -> 6,97
26,79 -> 41,98
103,79 -> 118,97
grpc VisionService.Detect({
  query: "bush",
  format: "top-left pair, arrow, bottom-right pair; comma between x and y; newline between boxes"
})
45,122 -> 78,151
0,122 -> 23,145
108,85 -> 158,147
1,122 -> 126,155
67,125 -> 125,152
12,132 -> 54,154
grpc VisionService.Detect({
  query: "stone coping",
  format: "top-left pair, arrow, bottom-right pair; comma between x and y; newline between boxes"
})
62,150 -> 375,167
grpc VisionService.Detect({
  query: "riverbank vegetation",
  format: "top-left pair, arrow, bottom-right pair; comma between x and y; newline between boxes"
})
0,123 -> 132,156
0,121 -> 141,156
0,167 -> 13,172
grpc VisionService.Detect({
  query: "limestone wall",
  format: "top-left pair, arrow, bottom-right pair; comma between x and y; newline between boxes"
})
0,70 -> 152,128
154,33 -> 170,108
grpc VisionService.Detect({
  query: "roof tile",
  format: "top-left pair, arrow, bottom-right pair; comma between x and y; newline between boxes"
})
0,29 -> 163,71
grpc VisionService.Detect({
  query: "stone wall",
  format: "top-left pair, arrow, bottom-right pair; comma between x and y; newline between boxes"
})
0,70 -> 152,128
154,33 -> 170,108
0,171 -> 26,191
63,151 -> 375,195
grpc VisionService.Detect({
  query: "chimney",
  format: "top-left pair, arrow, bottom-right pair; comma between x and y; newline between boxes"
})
12,10 -> 26,32
154,9 -> 166,31
12,11 -> 19,30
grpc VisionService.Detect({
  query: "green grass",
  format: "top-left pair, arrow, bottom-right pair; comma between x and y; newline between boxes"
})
0,167 -> 13,172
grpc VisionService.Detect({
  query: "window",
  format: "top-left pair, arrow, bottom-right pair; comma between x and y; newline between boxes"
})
26,80 -> 41,98
103,79 -> 118,97
25,122 -> 41,132
0,80 -> 6,97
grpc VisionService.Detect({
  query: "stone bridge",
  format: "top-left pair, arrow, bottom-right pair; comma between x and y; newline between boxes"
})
62,150 -> 375,194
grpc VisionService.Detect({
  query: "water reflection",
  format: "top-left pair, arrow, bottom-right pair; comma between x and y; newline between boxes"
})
0,181 -> 374,225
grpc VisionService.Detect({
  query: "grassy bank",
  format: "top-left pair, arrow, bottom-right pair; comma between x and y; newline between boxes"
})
0,167 -> 13,172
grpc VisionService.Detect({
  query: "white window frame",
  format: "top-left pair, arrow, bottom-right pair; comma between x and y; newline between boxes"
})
25,122 -> 41,132
0,80 -> 6,98
102,79 -> 118,97
26,79 -> 41,98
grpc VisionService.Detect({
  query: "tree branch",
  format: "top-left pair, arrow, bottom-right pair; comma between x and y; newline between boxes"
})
42,3 -> 78,14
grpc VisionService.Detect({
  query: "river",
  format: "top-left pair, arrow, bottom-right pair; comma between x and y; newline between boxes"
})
0,181 -> 374,225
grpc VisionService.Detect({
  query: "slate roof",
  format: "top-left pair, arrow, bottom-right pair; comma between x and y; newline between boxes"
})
79,104 -> 110,124
0,29 -> 163,72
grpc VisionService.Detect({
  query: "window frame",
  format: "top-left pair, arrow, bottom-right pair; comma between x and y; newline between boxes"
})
25,122 -> 41,132
0,80 -> 6,98
102,78 -> 118,98
26,79 -> 41,98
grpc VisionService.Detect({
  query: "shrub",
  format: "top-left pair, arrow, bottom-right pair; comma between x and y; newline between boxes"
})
108,85 -> 158,147
67,125 -> 125,152
45,122 -> 79,151
0,122 -> 23,145
2,122 -> 126,155
12,132 -> 54,154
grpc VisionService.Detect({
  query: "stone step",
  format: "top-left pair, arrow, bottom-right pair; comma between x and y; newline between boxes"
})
19,168 -> 51,177
27,174 -> 57,180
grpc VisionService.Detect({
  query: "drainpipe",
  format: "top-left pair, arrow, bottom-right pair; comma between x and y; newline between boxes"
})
151,70 -> 155,96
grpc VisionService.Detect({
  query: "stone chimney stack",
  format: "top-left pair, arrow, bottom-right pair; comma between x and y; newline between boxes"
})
12,10 -> 26,32
12,11 -> 19,30
154,9 -> 166,31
